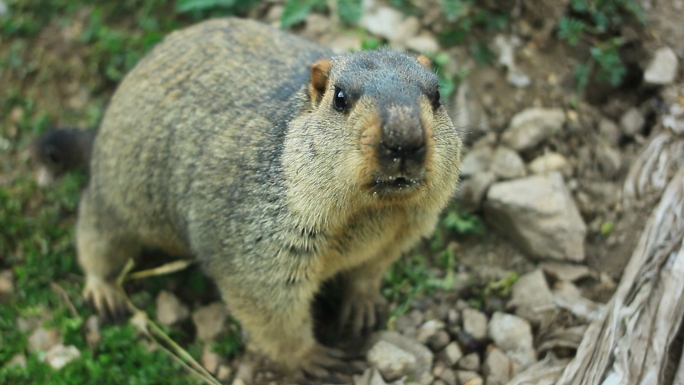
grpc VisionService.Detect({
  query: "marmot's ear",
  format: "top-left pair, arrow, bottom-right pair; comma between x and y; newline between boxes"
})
417,55 -> 431,70
309,59 -> 331,107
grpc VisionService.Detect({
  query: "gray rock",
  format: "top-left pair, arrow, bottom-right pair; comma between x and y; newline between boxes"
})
0,269 -> 13,302
538,262 -> 592,282
436,366 -> 457,385
377,331 -> 434,384
201,345 -> 222,373
46,344 -> 81,370
459,171 -> 496,213
370,368 -> 389,385
6,354 -> 26,369
192,302 -> 229,341
0,1 -> 7,16
528,152 -> 572,178
461,308 -> 488,340
502,108 -> 566,151
487,312 -> 537,369
428,330 -> 451,352
28,327 -> 62,354
359,7 -> 419,48
456,371 -> 481,385
484,172 -> 587,261
490,147 -> 527,179
460,146 -> 494,177
644,47 -> 679,85
483,348 -> 513,385
405,32 -> 439,54
509,269 -> 556,326
457,353 -> 480,371
367,340 -> 417,381
619,107 -> 645,137
598,118 -> 621,147
595,142 -> 622,178
443,341 -> 463,366
156,290 -> 189,326
415,320 -> 445,344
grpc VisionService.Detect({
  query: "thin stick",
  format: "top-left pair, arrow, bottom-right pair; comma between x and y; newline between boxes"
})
126,260 -> 197,281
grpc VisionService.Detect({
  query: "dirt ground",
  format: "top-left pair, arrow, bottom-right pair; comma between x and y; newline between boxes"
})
1,0 -> 682,384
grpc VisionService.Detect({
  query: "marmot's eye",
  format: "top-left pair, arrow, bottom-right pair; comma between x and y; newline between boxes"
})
333,87 -> 347,112
431,90 -> 441,109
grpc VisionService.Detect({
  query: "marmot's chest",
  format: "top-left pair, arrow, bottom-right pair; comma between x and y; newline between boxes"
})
314,209 -> 418,280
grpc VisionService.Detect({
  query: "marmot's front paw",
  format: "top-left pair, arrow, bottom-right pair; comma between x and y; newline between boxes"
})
339,292 -> 388,337
83,276 -> 129,323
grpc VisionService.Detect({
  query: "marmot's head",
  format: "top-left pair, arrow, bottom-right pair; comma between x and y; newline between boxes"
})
285,48 -> 461,215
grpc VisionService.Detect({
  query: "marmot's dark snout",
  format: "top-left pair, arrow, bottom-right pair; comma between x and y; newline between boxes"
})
376,103 -> 426,183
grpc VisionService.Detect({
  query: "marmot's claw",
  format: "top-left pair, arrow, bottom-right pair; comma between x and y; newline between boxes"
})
295,344 -> 359,383
339,295 -> 388,338
83,277 -> 129,324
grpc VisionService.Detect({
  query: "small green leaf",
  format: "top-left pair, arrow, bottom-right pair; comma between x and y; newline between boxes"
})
440,0 -> 469,22
337,0 -> 363,24
281,0 -> 320,29
175,0 -> 235,13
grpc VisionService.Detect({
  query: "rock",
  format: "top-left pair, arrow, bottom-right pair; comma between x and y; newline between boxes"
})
509,269 -> 556,326
487,312 -> 537,368
490,147 -> 526,180
443,341 -> 464,366
327,34 -> 362,53
46,344 -> 81,370
644,47 -> 679,85
528,152 -> 572,178
493,35 -> 530,88
436,366 -> 457,385
0,269 -> 13,302
463,377 -> 484,385
457,371 -> 480,384
28,327 -> 62,353
406,32 -> 439,54
0,1 -> 7,16
483,348 -> 514,385
484,172 -> 587,261
156,290 -> 190,326
538,262 -> 592,282
598,118 -> 621,147
415,320 -> 445,344
377,331 -> 434,384
302,13 -> 331,39
359,7 -> 420,48
460,146 -> 494,177
367,340 -> 417,381
395,309 -> 423,336
192,302 -> 229,341
217,364 -> 232,381
552,281 -> 605,322
428,330 -> 451,352
6,353 -> 26,369
457,353 -> 480,371
85,315 -> 101,347
619,107 -> 645,137
501,108 -> 566,151
595,142 -> 622,178
233,360 -> 254,385
370,368 -> 389,385
201,345 -> 222,373
461,308 -> 488,340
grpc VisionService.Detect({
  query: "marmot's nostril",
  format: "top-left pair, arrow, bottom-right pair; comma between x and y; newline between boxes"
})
380,138 -> 426,165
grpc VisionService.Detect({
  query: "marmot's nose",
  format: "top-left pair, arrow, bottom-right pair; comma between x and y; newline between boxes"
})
378,104 -> 426,170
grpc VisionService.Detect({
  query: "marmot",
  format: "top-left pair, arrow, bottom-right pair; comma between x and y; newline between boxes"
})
34,18 -> 462,378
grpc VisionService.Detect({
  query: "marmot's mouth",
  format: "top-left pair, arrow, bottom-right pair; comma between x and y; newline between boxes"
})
370,174 -> 424,194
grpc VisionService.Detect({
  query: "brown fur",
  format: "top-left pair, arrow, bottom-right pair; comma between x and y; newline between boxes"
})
67,18 -> 462,375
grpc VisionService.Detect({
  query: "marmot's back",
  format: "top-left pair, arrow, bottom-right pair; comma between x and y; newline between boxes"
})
88,18 -> 332,247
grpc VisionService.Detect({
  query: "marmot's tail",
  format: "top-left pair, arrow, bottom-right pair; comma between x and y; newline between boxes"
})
31,128 -> 97,176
